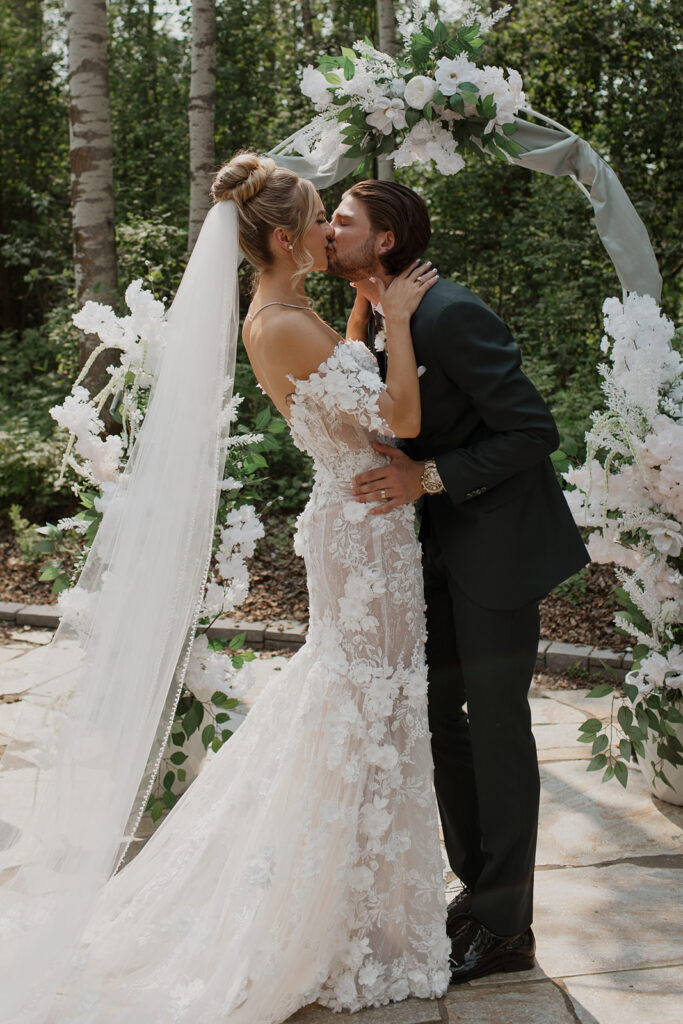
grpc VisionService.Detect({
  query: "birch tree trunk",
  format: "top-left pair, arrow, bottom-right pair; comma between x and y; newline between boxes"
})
65,0 -> 118,384
188,0 -> 216,252
377,0 -> 396,181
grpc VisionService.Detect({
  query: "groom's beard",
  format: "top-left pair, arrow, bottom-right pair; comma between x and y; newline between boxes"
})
326,234 -> 378,281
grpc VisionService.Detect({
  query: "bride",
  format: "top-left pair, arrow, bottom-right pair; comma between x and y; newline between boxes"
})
0,153 -> 448,1023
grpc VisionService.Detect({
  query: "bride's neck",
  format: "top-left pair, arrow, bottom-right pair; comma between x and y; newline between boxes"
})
255,267 -> 309,306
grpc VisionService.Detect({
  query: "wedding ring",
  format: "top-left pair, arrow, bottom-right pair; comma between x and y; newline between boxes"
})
380,489 -> 387,501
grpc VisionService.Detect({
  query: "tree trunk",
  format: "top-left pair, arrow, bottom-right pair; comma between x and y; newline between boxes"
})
65,0 -> 118,392
188,0 -> 216,252
376,0 -> 396,181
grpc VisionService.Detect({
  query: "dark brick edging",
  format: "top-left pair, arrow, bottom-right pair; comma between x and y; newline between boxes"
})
0,601 -> 633,680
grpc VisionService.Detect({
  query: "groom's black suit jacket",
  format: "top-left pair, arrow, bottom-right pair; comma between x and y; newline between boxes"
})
372,278 -> 589,610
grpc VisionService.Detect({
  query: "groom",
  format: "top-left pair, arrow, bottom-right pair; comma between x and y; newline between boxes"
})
327,180 -> 589,983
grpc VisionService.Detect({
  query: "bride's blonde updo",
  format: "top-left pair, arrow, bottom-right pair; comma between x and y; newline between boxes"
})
211,152 -> 318,278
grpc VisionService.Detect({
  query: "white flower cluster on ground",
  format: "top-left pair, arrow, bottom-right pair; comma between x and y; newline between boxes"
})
564,293 -> 683,701
297,1 -> 524,176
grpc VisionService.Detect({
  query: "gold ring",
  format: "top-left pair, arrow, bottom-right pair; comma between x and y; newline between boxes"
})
380,489 -> 387,501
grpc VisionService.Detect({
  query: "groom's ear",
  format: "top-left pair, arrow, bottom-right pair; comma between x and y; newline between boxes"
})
375,230 -> 395,259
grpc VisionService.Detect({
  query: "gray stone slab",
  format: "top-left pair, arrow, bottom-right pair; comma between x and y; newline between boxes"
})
546,642 -> 594,674
565,964 -> 683,1024
15,605 -> 59,628
286,996 -> 442,1023
530,696 -> 585,725
264,620 -> 307,643
0,647 -> 31,666
533,862 -> 683,978
444,978 -> 579,1023
588,648 -> 624,674
207,620 -> 266,645
0,602 -> 24,621
537,688 -> 616,720
536,759 -> 683,869
8,628 -> 53,646
533,723 -> 592,763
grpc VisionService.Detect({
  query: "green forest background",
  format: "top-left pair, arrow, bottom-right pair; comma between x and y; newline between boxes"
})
1,0 -> 681,524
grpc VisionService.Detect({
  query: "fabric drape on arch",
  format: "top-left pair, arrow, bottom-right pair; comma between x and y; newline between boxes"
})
268,113 -> 662,302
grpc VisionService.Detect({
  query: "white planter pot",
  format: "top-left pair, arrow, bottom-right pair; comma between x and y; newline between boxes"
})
637,717 -> 683,806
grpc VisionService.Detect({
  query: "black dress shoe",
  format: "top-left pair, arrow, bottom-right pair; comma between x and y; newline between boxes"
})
449,917 -> 536,984
445,887 -> 473,938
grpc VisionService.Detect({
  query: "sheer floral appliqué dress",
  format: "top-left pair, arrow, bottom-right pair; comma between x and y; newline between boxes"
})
52,340 -> 450,1024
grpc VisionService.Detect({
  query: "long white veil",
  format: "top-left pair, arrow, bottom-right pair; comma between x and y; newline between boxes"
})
0,200 -> 240,1023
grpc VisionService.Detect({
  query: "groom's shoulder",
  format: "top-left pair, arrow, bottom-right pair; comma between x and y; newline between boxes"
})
414,278 -> 494,324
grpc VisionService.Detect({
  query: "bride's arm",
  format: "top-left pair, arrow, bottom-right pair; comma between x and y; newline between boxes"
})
346,287 -> 372,342
375,262 -> 438,438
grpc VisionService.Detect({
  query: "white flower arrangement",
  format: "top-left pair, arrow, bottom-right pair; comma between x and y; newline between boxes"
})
564,293 -> 683,789
39,284 -> 272,817
297,1 -> 524,176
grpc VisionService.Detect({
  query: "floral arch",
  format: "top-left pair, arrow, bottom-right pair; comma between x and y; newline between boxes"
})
269,3 -> 682,790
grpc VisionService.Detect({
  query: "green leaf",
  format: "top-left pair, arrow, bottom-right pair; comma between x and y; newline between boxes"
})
171,730 -> 185,747
170,751 -> 187,765
324,72 -> 342,85
229,632 -> 246,650
182,700 -> 204,738
577,732 -> 596,744
502,121 -> 518,137
211,736 -> 223,752
177,768 -> 186,782
254,407 -> 271,430
614,759 -> 629,788
617,705 -> 633,732
39,562 -> 62,581
619,738 -> 632,760
587,753 -> 608,772
587,682 -> 613,698
163,770 -> 175,790
221,728 -> 233,741
602,764 -> 615,783
449,93 -> 465,115
201,724 -> 216,749
150,800 -> 163,822
622,682 -> 639,703
163,789 -> 177,809
422,102 -> 435,121
592,734 -> 609,754
432,88 -> 445,107
578,718 -> 602,734
215,712 -> 231,724
340,46 -> 356,62
341,56 -> 355,81
406,107 -> 421,128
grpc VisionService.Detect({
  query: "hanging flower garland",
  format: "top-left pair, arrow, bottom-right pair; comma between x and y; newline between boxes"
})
297,2 -> 524,176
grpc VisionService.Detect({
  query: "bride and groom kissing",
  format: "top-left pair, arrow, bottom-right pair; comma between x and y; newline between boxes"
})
2,153 -> 589,1022
321,172 -> 589,980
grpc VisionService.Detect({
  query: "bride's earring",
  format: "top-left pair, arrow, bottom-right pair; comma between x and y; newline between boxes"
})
288,244 -> 293,250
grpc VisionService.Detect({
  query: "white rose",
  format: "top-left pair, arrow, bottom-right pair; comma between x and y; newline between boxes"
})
366,97 -> 407,134
404,75 -> 438,109
300,65 -> 332,108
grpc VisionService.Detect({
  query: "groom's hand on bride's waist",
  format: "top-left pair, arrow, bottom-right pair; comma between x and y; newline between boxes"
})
352,443 -> 425,514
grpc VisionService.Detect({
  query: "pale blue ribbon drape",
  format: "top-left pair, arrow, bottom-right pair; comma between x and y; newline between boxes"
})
269,113 -> 662,301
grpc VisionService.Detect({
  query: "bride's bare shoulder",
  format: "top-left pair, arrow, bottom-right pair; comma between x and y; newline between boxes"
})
250,307 -> 338,382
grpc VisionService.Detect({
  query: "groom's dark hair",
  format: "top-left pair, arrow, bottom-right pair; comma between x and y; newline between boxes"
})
347,180 -> 431,276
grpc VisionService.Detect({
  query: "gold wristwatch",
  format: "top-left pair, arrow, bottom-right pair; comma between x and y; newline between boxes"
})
421,458 -> 445,495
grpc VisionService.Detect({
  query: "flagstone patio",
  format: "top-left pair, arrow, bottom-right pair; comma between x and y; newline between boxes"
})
1,630 -> 681,1023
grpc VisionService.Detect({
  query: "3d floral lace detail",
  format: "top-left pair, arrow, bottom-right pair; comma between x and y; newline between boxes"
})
52,334 -> 449,1023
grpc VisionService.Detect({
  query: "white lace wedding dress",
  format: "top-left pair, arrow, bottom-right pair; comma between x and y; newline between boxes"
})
50,340 -> 450,1023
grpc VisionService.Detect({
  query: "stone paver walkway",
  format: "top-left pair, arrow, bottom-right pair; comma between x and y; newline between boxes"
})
1,631 -> 681,1023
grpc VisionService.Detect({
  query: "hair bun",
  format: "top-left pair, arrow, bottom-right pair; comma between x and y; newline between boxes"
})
211,153 -> 277,206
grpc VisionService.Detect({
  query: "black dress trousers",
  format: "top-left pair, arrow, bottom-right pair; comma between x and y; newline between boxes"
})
422,529 -> 541,938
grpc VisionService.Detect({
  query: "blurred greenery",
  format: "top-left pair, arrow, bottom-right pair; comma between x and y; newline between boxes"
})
0,0 -> 680,524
